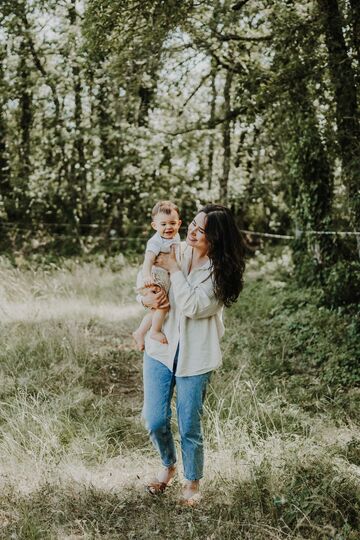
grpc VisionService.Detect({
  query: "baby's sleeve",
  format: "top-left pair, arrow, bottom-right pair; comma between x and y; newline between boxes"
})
146,236 -> 162,256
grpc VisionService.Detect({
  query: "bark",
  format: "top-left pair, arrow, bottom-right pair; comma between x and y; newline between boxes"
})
232,0 -> 252,11
234,130 -> 246,168
318,0 -> 360,253
160,145 -> 172,173
98,81 -> 112,161
208,63 -> 217,189
137,54 -> 160,126
219,70 -> 233,204
68,0 -> 87,230
0,46 -> 11,218
97,79 -> 125,238
138,85 -> 154,127
0,111 -> 8,193
18,40 -> 32,197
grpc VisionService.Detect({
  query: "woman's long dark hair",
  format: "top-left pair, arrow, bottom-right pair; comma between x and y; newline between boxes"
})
201,204 -> 246,307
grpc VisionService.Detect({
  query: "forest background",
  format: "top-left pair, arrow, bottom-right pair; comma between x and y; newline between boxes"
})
0,0 -> 359,306
0,1 -> 360,538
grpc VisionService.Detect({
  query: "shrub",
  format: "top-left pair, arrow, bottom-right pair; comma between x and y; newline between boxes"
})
322,260 -> 360,309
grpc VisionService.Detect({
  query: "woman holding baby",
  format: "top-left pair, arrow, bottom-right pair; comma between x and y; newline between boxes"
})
137,201 -> 246,505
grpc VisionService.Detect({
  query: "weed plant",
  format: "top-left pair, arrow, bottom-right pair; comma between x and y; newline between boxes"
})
0,251 -> 359,539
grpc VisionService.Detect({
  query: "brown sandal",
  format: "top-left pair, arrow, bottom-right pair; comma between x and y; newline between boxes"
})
146,481 -> 168,495
145,467 -> 176,495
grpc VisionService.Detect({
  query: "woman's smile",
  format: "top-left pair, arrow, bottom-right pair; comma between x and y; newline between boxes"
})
186,212 -> 208,252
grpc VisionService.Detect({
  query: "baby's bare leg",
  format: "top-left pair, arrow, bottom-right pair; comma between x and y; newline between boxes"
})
133,312 -> 153,351
150,307 -> 170,344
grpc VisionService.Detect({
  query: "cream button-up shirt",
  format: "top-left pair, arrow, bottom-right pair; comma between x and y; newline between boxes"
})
142,242 -> 224,377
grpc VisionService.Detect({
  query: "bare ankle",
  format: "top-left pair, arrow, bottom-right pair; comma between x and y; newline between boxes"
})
180,480 -> 201,505
157,464 -> 177,484
184,480 -> 199,491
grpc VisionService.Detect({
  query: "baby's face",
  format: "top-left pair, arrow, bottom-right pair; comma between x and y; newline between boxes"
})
151,210 -> 182,239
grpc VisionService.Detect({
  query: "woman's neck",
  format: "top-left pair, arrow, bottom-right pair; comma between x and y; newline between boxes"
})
190,247 -> 209,270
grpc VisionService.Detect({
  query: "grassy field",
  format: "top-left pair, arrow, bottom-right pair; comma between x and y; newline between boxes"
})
0,251 -> 359,540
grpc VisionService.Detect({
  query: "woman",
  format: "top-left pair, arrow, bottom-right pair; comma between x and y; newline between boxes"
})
139,204 -> 246,505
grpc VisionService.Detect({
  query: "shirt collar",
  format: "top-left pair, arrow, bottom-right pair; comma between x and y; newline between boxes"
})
183,245 -> 212,273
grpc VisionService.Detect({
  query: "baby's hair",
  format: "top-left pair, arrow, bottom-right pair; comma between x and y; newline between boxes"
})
151,200 -> 180,219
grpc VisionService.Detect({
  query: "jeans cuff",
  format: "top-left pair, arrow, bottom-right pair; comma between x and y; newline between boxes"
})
184,474 -> 203,481
162,459 -> 177,468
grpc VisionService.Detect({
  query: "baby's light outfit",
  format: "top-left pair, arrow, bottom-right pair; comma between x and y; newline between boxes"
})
146,232 -> 181,257
139,232 -> 181,293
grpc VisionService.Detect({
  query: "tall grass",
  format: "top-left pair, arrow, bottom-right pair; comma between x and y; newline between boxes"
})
0,252 -> 359,539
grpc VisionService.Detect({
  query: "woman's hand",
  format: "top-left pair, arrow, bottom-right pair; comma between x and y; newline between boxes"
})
141,287 -> 169,309
155,246 -> 180,274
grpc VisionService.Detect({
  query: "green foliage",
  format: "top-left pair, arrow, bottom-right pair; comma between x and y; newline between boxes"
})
0,0 -> 359,308
84,0 -> 193,64
322,260 -> 360,309
230,259 -> 360,401
280,458 -> 360,534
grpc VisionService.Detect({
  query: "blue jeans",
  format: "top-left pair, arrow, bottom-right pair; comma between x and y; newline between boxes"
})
142,350 -> 211,481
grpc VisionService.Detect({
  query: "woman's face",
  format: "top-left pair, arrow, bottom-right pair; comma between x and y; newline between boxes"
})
186,212 -> 209,253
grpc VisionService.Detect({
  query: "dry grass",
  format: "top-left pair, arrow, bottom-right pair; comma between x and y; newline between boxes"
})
0,253 -> 359,539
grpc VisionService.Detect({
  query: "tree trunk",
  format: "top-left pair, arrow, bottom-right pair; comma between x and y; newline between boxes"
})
219,69 -> 233,204
98,81 -> 111,161
284,59 -> 334,270
318,0 -> 360,255
138,85 -> 154,127
19,8 -> 67,221
97,78 -> 124,237
68,0 -> 88,236
0,45 -> 11,219
17,39 -> 32,219
208,62 -> 217,189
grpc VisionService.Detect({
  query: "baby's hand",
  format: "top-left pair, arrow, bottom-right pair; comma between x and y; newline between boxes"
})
143,275 -> 154,287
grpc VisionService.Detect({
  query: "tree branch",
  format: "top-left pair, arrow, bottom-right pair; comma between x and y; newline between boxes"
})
153,106 -> 245,136
232,0 -> 252,11
216,32 -> 273,42
210,50 -> 247,74
179,71 -> 212,114
21,13 -> 61,119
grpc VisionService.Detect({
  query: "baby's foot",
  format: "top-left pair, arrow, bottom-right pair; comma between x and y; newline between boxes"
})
132,330 -> 145,351
150,331 -> 168,344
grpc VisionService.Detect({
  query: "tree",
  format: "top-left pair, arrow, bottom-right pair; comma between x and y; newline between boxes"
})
0,44 -> 11,221
317,0 -> 360,255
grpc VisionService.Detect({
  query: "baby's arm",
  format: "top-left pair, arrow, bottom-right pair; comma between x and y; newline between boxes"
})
143,251 -> 157,286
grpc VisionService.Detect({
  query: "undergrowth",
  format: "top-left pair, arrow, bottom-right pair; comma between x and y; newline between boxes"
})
0,250 -> 359,539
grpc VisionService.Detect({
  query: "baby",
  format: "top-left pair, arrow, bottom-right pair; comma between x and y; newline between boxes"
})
132,200 -> 182,351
